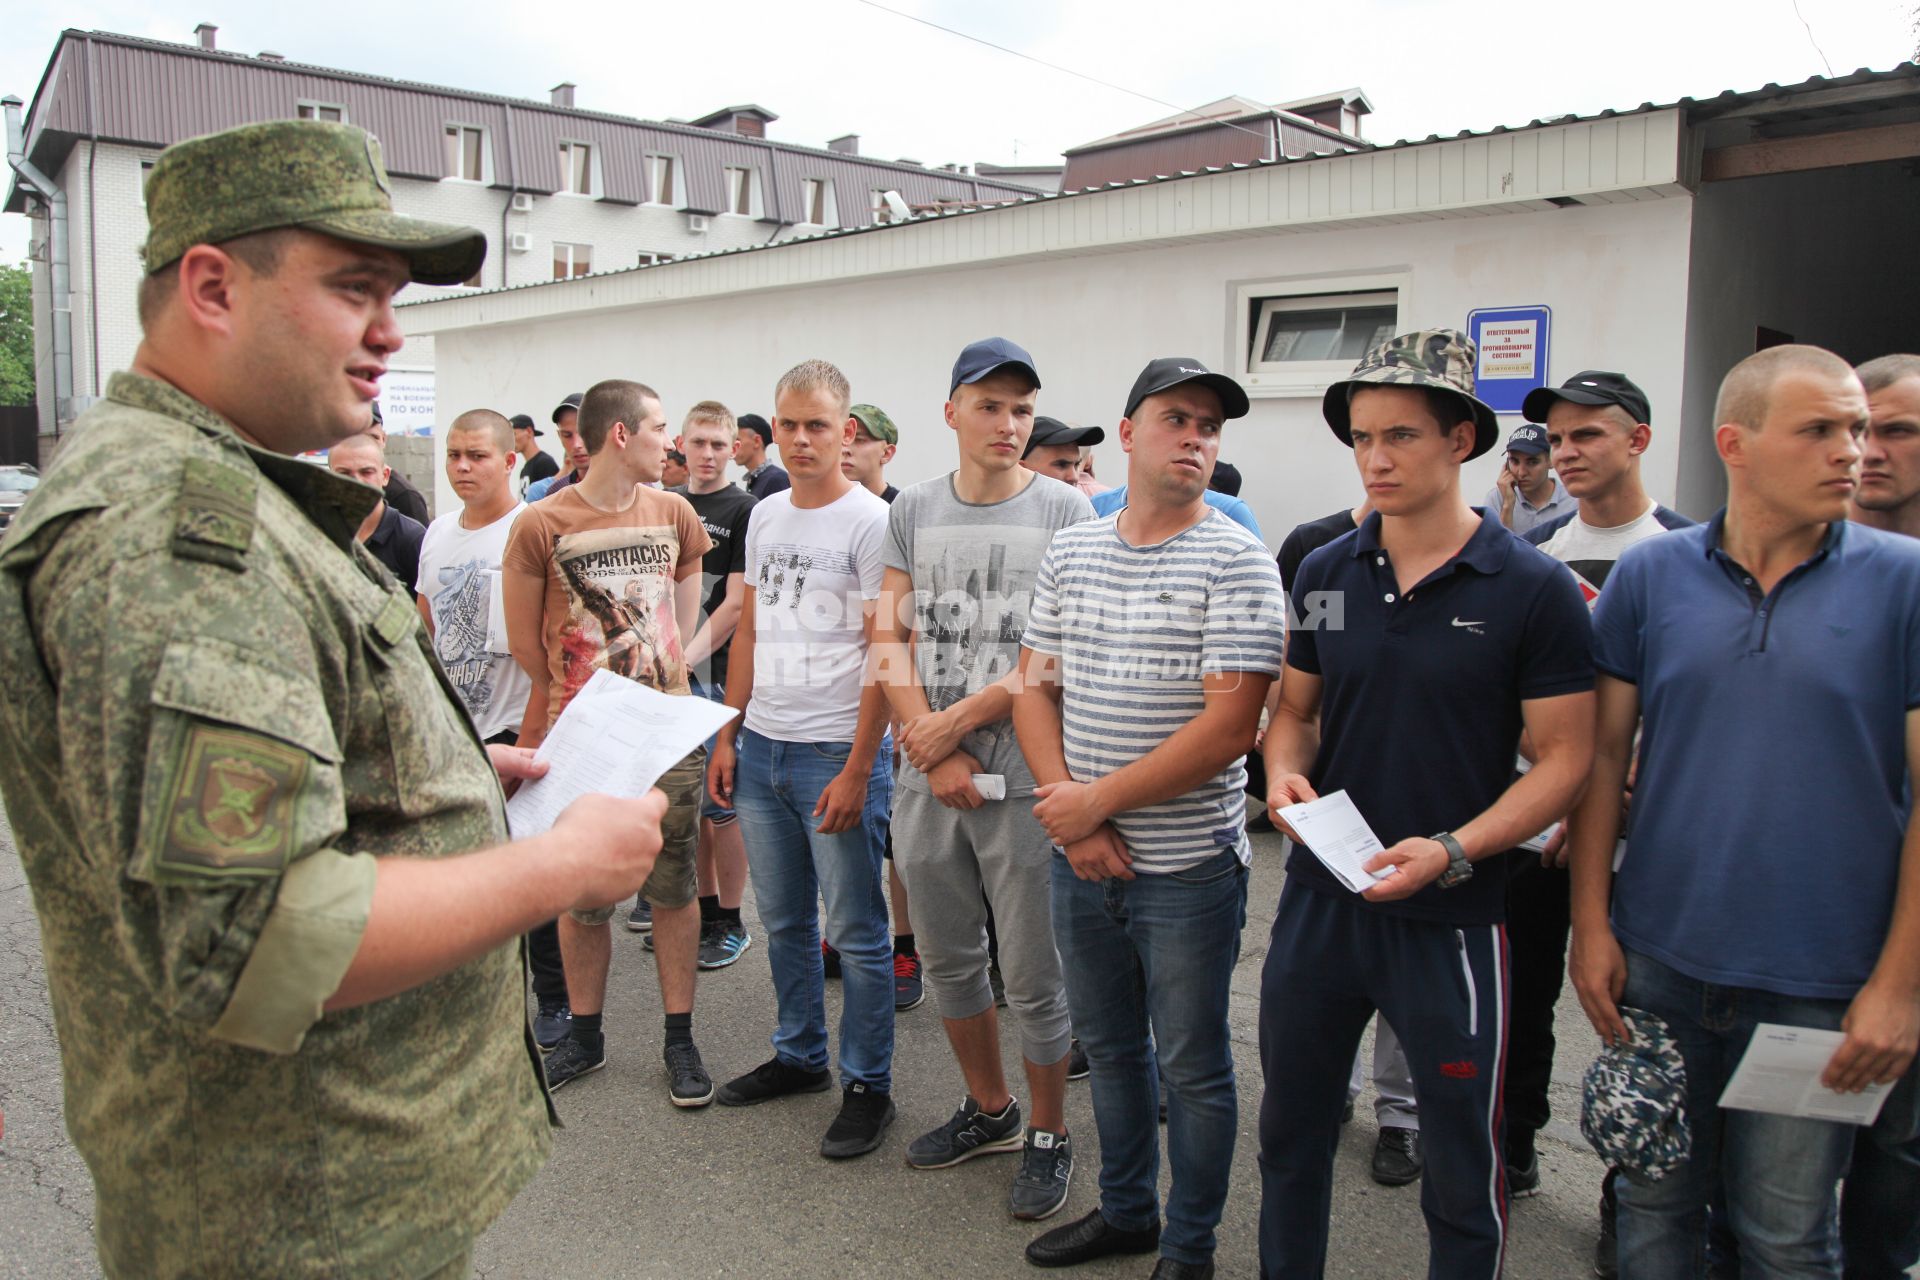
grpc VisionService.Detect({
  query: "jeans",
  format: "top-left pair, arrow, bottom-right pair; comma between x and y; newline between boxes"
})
731,727 -> 894,1089
1050,846 -> 1248,1266
1615,948 -> 1857,1279
1841,1060 -> 1920,1278
688,677 -> 735,824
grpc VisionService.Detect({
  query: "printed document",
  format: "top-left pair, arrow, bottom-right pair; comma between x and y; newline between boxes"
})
971,774 -> 1007,801
1721,1024 -> 1893,1125
505,668 -> 738,837
1275,790 -> 1396,893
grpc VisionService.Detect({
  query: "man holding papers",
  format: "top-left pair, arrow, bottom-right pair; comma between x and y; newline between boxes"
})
1569,345 -> 1920,1277
503,379 -> 714,1103
1260,330 -> 1595,1280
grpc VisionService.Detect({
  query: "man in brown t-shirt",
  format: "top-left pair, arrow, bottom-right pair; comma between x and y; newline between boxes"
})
504,378 -> 715,1103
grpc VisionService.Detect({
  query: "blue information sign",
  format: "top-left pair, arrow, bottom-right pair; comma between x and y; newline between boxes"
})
1466,306 -> 1552,415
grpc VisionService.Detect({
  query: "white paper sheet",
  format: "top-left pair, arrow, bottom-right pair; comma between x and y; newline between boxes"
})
1275,790 -> 1396,893
504,669 -> 739,837
1720,1023 -> 1894,1125
971,774 -> 1007,801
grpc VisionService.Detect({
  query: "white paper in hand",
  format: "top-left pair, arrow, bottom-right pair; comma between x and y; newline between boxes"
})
505,669 -> 738,838
1275,790 -> 1396,893
1720,1023 -> 1893,1125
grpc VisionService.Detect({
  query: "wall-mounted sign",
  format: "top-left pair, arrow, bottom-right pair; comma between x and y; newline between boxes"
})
1466,306 -> 1552,415
377,368 -> 437,437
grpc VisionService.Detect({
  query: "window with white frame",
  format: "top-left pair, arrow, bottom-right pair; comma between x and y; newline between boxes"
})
646,154 -> 680,207
1232,274 -> 1406,396
558,140 -> 595,196
444,124 -> 487,182
723,166 -> 761,217
800,178 -> 837,227
553,242 -> 592,279
637,251 -> 675,266
297,101 -> 347,123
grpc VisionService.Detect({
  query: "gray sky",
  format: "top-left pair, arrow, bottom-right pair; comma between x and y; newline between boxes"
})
3,0 -> 1915,265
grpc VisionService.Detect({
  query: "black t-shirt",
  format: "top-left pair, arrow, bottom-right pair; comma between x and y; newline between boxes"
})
519,450 -> 559,493
880,483 -> 899,505
1278,507 -> 1357,605
675,483 -> 757,687
384,469 -> 431,524
366,503 -> 427,595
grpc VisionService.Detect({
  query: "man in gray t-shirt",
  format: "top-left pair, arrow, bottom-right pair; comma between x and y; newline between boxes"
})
875,338 -> 1093,1232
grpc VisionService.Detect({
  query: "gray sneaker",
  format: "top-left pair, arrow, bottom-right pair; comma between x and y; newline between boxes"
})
1009,1128 -> 1073,1221
905,1095 -> 1024,1169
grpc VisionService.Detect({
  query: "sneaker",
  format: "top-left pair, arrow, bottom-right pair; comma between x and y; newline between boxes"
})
1507,1149 -> 1541,1199
1340,1099 -> 1355,1125
821,1082 -> 895,1159
542,1036 -> 605,1091
664,1041 -> 714,1108
716,1056 -> 833,1107
1066,1039 -> 1090,1081
1371,1126 -> 1423,1186
641,931 -> 654,952
625,899 -> 653,933
906,1095 -> 1024,1169
1595,1194 -> 1618,1278
532,1000 -> 571,1052
698,919 -> 753,969
822,940 -> 842,979
894,950 -> 925,1010
1009,1129 -> 1073,1221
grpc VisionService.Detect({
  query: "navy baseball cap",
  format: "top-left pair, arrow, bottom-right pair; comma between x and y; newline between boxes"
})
1124,357 -> 1250,422
951,337 -> 1041,398
551,392 -> 583,424
1523,371 -> 1651,426
1506,424 -> 1549,456
1024,416 -> 1104,456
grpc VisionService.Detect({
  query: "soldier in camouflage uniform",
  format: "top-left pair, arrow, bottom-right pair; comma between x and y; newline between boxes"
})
0,120 -> 668,1279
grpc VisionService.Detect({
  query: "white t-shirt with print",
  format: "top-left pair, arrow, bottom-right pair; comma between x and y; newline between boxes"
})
418,504 -> 534,740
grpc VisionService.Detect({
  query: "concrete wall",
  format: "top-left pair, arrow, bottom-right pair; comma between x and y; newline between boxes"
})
1677,159 -> 1920,516
426,196 -> 1697,543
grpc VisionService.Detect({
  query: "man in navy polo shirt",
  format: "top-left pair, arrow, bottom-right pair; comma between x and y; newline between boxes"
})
1569,344 -> 1920,1278
1260,329 -> 1595,1280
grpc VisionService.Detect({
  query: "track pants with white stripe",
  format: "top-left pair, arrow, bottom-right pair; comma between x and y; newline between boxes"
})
1258,881 -> 1510,1280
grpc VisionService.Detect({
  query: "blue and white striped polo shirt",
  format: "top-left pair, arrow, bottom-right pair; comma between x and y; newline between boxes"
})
1022,510 -> 1286,873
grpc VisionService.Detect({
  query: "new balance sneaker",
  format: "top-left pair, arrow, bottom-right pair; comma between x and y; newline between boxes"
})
625,898 -> 653,933
664,1041 -> 714,1108
532,999 -> 571,1052
1066,1039 -> 1090,1081
1009,1129 -> 1073,1221
822,940 -> 842,979
821,1082 -> 895,1159
542,1036 -> 605,1091
893,949 -> 925,1010
715,1056 -> 833,1107
906,1095 -> 1024,1169
698,919 -> 753,969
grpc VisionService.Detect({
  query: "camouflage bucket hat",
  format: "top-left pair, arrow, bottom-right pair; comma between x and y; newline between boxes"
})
1322,327 -> 1501,460
849,404 -> 898,445
1581,1007 -> 1692,1183
141,121 -> 487,286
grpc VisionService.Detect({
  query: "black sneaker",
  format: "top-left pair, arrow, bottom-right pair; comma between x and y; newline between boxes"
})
664,1041 -> 714,1108
1371,1126 -> 1423,1186
1507,1149 -> 1541,1199
821,1082 -> 895,1159
532,999 -> 571,1052
894,950 -> 925,1010
1009,1129 -> 1073,1221
625,899 -> 652,933
822,939 -> 842,979
906,1095 -> 1024,1169
698,919 -> 753,969
542,1036 -> 605,1091
715,1056 -> 833,1107
1066,1039 -> 1090,1081
1024,1208 -> 1159,1268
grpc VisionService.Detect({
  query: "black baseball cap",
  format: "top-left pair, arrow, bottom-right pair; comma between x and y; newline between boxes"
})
1505,423 -> 1549,456
551,392 -> 583,424
1522,371 -> 1650,426
1124,358 -> 1249,422
951,337 -> 1041,398
1024,416 -> 1105,457
509,412 -> 544,437
738,413 -> 773,444
1209,461 -> 1243,496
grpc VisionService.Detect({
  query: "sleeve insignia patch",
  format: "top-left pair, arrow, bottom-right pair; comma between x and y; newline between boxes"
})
157,724 -> 308,879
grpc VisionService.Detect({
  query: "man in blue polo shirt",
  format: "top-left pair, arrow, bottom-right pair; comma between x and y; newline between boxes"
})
1569,344 -> 1920,1278
1260,329 -> 1595,1280
1089,457 -> 1263,540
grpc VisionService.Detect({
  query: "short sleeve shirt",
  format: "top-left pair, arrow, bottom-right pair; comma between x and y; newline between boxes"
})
675,483 -> 756,688
418,504 -> 535,740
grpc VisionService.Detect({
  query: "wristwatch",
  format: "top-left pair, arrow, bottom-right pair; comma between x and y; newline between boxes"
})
1431,831 -> 1472,888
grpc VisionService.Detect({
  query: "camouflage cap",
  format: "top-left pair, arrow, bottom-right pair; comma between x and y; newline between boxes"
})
141,121 -> 487,286
1580,1007 -> 1692,1183
849,404 -> 898,445
1322,328 -> 1501,460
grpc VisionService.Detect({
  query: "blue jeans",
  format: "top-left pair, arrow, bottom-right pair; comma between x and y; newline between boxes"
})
731,727 -> 893,1090
1050,846 -> 1248,1266
1842,1060 -> 1920,1278
688,678 -> 734,823
1615,948 -> 1857,1279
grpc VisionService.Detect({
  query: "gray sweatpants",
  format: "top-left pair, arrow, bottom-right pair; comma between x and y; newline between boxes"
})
891,787 -> 1074,1067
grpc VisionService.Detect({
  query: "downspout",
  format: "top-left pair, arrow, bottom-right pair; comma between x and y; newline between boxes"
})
3,95 -> 74,432
83,33 -> 101,397
500,102 -> 518,287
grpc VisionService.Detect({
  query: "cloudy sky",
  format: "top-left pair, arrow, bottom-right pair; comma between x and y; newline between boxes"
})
2,0 -> 1915,264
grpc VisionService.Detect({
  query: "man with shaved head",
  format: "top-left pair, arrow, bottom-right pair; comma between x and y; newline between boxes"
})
1569,344 -> 1920,1277
329,430 -> 426,593
1853,354 -> 1920,540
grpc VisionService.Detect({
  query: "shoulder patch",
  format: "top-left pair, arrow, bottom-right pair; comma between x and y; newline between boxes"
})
173,454 -> 257,570
150,721 -> 307,881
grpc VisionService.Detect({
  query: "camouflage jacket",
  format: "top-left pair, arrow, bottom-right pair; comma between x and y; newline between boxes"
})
0,374 -> 550,1278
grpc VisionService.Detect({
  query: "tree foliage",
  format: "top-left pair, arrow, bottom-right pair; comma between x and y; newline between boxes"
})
0,262 -> 33,407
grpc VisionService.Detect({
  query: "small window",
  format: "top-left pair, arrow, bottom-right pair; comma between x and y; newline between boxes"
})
297,101 -> 347,123
1231,274 -> 1405,397
646,154 -> 679,207
800,178 -> 837,226
558,140 -> 594,196
637,251 -> 675,266
553,242 -> 592,280
444,125 -> 486,182
723,166 -> 761,217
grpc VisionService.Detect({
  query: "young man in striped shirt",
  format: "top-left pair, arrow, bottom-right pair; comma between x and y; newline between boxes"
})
1014,358 -> 1285,1280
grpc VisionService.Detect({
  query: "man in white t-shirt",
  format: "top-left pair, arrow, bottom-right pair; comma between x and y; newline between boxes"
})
709,360 -> 899,1161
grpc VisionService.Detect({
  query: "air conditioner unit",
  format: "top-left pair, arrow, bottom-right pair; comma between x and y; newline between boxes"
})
510,191 -> 534,213
687,214 -> 710,233
508,232 -> 532,253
